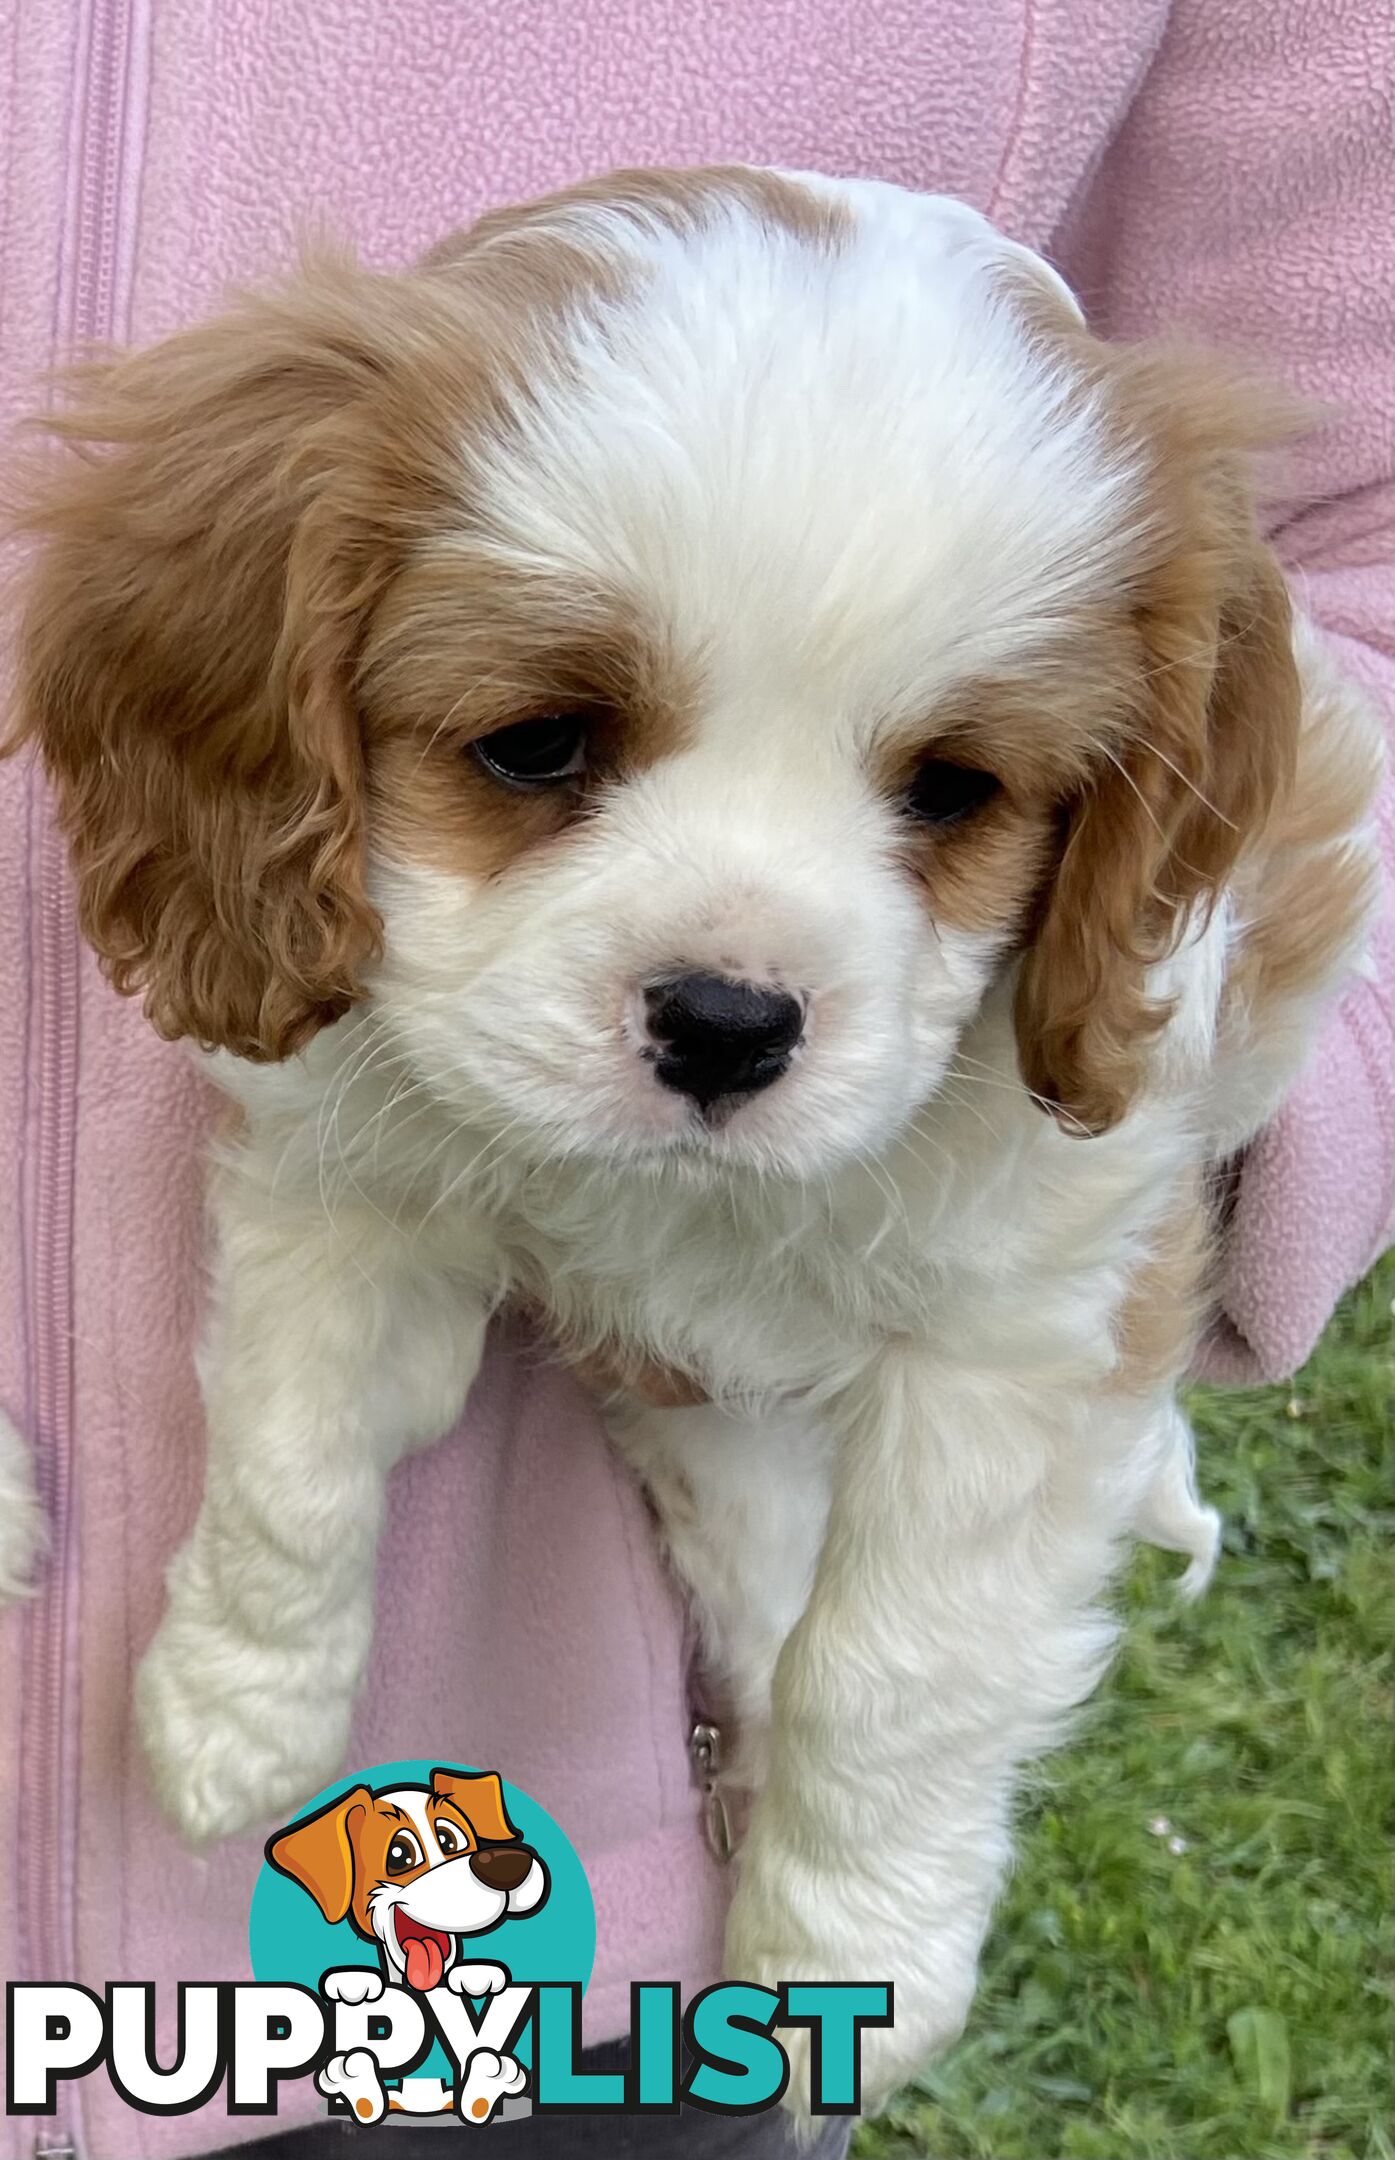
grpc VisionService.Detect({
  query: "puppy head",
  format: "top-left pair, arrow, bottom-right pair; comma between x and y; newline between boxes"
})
268,1769 -> 548,1985
13,168 -> 1299,1165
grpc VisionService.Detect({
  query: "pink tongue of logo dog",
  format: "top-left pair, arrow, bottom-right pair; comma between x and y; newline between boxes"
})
395,1911 -> 451,1992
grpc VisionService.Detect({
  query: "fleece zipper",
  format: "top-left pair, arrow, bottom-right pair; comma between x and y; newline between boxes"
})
18,4 -> 150,2155
682,1608 -> 734,1865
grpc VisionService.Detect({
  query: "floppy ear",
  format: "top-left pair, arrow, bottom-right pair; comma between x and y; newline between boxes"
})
266,1785 -> 370,1925
7,257 -> 409,1060
430,1768 -> 520,1844
1014,361 -> 1302,1135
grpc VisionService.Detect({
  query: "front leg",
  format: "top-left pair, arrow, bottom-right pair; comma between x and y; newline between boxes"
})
609,1396 -> 836,1797
137,1145 -> 493,1843
727,1348 -> 1158,2115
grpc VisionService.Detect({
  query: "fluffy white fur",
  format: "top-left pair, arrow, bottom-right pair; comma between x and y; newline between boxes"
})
4,175 -> 1380,2117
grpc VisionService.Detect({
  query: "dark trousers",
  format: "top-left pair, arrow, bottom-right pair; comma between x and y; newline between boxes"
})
213,2040 -> 854,2160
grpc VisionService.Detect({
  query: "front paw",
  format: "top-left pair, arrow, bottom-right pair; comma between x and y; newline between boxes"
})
725,1841 -> 980,2121
449,1963 -> 510,1998
136,1602 -> 360,1844
323,1968 -> 386,2007
458,2049 -> 527,2124
317,2048 -> 387,2123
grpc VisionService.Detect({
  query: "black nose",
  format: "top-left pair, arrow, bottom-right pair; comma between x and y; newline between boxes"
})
468,1844 -> 534,1892
645,972 -> 804,1110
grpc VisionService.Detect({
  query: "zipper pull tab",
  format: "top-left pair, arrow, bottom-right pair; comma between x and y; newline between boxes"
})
689,1719 -> 734,1864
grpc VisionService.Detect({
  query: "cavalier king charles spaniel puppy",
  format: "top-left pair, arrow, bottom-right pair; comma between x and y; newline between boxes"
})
7,166 -> 1381,2113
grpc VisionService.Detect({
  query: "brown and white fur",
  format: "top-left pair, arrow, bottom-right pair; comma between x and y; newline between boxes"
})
5,168 -> 1381,2115
269,1767 -> 549,1995
269,1767 -> 544,2122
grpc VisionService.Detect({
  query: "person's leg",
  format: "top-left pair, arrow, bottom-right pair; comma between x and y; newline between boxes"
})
210,2040 -> 854,2160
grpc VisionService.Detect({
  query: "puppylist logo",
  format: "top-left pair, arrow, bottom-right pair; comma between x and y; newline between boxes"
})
258,1762 -> 567,2124
6,1758 -> 893,2126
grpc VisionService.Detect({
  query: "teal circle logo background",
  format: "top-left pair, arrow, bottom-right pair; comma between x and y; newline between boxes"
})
249,1757 -> 594,2079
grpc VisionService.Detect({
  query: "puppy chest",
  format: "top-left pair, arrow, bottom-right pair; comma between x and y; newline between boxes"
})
492,1184 -> 927,1395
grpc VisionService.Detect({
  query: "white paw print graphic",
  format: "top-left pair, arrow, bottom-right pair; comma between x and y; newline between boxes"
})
457,2048 -> 528,2124
321,1967 -> 385,2007
448,1961 -> 510,1998
316,2047 -> 387,2124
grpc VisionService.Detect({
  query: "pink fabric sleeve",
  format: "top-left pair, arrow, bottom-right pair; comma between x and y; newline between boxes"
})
1056,0 -> 1394,1381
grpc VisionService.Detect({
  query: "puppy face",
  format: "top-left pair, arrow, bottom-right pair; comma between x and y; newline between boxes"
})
269,1768 -> 549,1990
15,167 -> 1299,1165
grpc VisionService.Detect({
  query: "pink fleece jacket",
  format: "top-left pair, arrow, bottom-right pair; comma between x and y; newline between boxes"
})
0,2 -> 1389,2153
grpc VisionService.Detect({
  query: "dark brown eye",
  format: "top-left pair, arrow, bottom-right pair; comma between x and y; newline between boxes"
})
906,758 -> 1000,825
386,1831 -> 422,1875
435,1822 -> 463,1857
472,713 -> 588,787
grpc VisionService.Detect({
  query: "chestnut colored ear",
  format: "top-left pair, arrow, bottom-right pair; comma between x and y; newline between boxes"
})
1014,364 -> 1302,1135
8,257 -> 401,1060
267,1786 -> 371,1925
430,1768 -> 520,1845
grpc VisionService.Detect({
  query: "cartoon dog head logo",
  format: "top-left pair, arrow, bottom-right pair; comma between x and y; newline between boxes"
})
268,1766 -> 551,1993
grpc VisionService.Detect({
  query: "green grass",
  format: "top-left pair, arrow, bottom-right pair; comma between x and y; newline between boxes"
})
858,1255 -> 1394,2160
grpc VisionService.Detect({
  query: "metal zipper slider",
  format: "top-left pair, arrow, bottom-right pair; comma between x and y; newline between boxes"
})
689,1719 -> 734,1863
34,2140 -> 77,2160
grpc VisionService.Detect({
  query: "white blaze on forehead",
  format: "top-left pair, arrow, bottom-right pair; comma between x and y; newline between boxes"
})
382,1787 -> 439,1856
782,171 -> 1085,324
461,169 -> 1142,731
